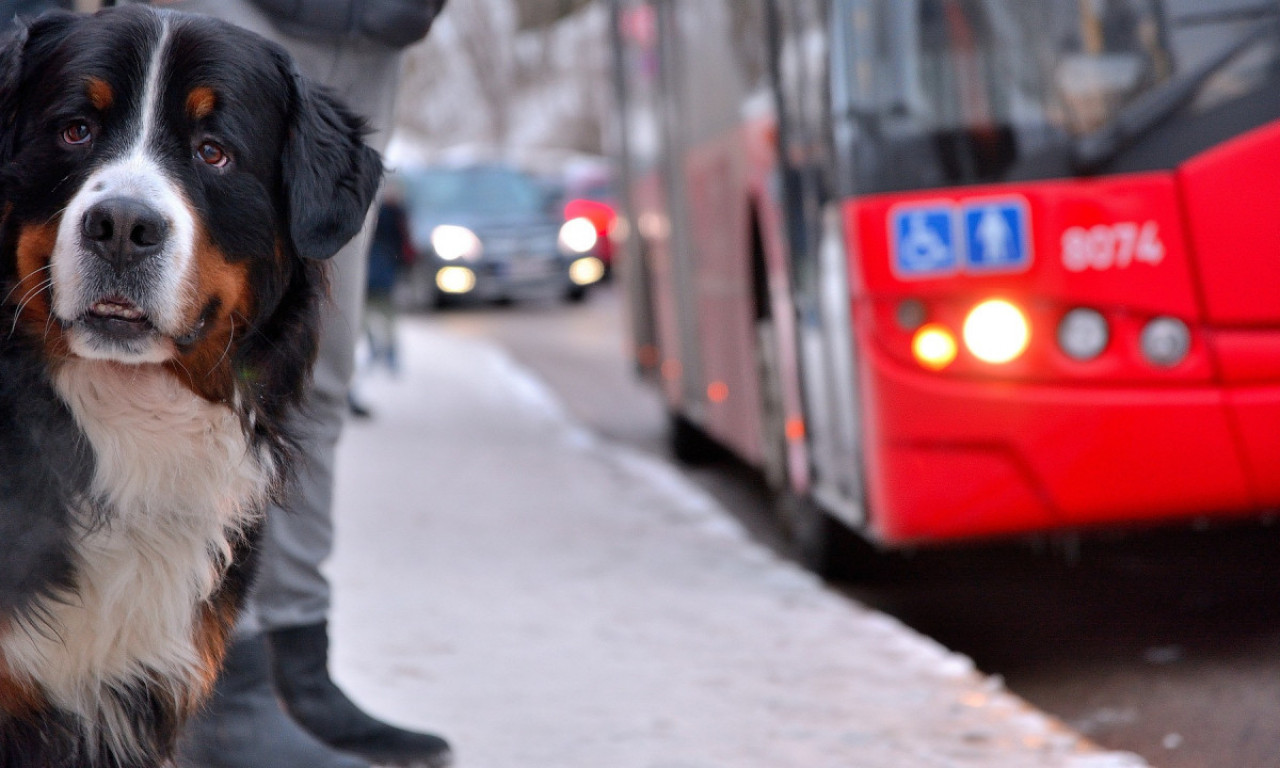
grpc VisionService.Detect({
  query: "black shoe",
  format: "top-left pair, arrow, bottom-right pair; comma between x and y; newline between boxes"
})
269,622 -> 453,768
175,634 -> 370,768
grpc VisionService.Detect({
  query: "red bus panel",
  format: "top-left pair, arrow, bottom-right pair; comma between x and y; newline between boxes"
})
1180,120 -> 1280,328
845,159 -> 1280,545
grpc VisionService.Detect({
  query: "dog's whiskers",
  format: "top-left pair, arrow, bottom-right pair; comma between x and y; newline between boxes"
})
8,276 -> 55,339
209,314 -> 239,376
1,264 -> 53,306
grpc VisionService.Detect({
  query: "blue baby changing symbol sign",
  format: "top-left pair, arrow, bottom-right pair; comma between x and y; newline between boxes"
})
891,204 -> 957,277
962,199 -> 1032,272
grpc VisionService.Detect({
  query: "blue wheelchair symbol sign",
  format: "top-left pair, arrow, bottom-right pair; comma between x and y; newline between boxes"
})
891,204 -> 958,277
962,199 -> 1032,272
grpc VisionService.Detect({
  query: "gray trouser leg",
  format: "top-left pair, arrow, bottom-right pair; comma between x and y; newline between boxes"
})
245,214 -> 375,633
148,0 -> 402,635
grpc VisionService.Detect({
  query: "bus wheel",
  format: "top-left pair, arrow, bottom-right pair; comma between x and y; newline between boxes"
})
779,492 -> 882,581
669,412 -> 723,465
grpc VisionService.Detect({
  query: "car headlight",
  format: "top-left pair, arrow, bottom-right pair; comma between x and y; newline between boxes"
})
431,225 -> 483,261
436,266 -> 477,294
569,256 -> 606,286
558,217 -> 599,254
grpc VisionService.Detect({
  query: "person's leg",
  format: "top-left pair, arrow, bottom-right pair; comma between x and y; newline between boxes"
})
156,2 -> 450,766
256,203 -> 449,766
175,634 -> 369,768
180,203 -> 418,768
251,205 -> 374,633
158,4 -> 370,764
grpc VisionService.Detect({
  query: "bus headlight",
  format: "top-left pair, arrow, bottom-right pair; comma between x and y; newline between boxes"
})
558,217 -> 599,254
912,324 -> 958,371
1140,317 -> 1190,368
1058,308 -> 1109,361
963,299 -> 1030,365
431,225 -> 483,262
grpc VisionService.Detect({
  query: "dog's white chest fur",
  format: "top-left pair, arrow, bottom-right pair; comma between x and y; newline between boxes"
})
0,360 -> 271,727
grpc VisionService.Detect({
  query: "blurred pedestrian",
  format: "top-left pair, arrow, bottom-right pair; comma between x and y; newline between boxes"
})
349,186 -> 412,416
109,1 -> 451,767
370,189 -> 413,368
350,183 -> 413,416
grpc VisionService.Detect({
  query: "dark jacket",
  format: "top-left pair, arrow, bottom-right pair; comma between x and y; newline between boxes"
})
249,0 -> 446,48
366,199 -> 411,294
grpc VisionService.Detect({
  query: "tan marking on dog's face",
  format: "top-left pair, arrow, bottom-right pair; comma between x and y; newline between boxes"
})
14,221 -> 70,359
186,86 -> 216,121
86,77 -> 114,111
165,226 -> 254,403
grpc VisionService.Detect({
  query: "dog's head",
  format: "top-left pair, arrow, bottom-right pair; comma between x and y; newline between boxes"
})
0,5 -> 381,404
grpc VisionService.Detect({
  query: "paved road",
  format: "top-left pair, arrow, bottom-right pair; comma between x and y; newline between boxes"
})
427,287 -> 1280,768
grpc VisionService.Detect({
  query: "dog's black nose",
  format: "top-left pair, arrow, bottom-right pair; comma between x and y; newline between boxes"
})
82,198 -> 170,268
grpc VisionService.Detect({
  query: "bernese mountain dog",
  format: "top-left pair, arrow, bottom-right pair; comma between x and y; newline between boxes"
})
0,5 -> 381,767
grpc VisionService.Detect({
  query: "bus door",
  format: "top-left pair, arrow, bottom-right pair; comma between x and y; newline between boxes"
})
780,0 -> 866,526
656,0 -> 706,417
608,0 -> 659,380
613,0 -> 703,411
673,0 -> 769,459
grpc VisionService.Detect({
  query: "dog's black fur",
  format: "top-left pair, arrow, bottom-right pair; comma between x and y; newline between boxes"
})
0,6 -> 381,767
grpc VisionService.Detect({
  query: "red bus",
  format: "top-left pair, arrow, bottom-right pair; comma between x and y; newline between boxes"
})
608,0 -> 1280,572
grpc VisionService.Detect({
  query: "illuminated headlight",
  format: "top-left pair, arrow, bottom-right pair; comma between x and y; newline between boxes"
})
431,225 -> 483,261
1057,308 -> 1109,361
569,256 -> 606,287
558,217 -> 599,254
436,266 -> 476,294
963,299 -> 1030,365
912,324 -> 958,371
1140,317 -> 1190,368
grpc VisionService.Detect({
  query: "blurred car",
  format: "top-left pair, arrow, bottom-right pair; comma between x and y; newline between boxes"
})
561,168 -> 619,275
395,164 -> 606,307
563,197 -> 616,274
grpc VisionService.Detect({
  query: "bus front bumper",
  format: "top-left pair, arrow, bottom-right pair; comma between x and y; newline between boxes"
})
861,348 -> 1280,546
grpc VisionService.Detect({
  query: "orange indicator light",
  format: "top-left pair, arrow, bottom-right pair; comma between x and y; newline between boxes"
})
912,324 -> 958,371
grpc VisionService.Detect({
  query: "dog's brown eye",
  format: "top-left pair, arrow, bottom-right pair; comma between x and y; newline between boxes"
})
196,141 -> 229,168
60,121 -> 92,146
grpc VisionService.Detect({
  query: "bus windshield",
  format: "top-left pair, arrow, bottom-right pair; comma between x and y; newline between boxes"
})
835,0 -> 1280,194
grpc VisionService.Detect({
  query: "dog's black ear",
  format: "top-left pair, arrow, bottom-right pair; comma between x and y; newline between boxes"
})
280,69 -> 383,261
0,12 -> 77,166
0,24 -> 28,127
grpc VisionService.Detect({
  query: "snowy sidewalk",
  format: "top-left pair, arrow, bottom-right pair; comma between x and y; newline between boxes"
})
326,318 -> 1148,768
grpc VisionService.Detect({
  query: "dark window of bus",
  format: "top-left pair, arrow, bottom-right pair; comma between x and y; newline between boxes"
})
833,0 -> 1280,194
